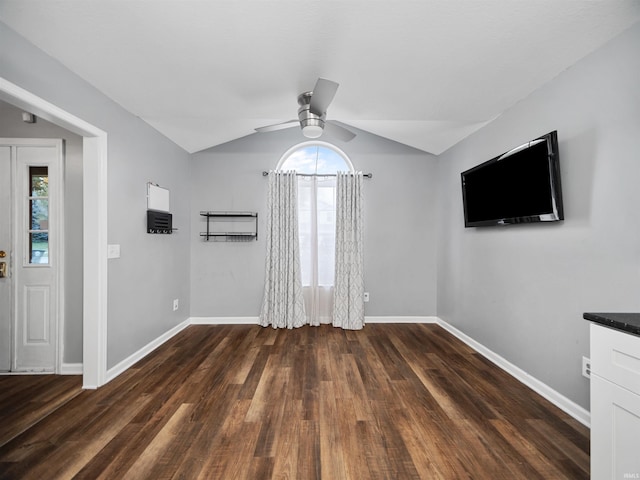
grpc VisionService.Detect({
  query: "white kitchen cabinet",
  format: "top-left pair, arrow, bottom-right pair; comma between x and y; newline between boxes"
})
589,322 -> 640,480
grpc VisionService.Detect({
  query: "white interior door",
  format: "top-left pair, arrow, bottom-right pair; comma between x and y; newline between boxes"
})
0,139 -> 62,373
0,146 -> 12,371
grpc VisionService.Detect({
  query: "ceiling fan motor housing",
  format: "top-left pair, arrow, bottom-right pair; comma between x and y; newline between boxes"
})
298,91 -> 325,132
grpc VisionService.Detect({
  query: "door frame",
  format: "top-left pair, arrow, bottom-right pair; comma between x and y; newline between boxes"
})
0,77 -> 108,388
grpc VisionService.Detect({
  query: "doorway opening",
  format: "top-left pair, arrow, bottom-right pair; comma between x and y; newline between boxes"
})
0,76 -> 108,388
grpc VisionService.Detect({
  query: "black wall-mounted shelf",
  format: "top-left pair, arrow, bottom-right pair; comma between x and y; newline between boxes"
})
147,210 -> 173,234
200,211 -> 258,241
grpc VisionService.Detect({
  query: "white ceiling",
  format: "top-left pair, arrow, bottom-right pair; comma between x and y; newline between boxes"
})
2,1 -> 639,155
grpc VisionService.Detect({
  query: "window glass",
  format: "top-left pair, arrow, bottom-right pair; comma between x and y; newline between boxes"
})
278,143 -> 352,286
279,144 -> 352,174
28,166 -> 49,264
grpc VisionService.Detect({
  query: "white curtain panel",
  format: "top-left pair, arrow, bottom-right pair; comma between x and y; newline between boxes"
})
333,171 -> 365,330
298,176 -> 335,326
259,171 -> 307,329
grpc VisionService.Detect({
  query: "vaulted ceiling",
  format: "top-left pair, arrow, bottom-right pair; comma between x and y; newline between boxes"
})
2,1 -> 639,154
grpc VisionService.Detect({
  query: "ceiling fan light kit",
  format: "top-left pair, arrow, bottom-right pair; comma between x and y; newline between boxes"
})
256,78 -> 356,142
302,123 -> 324,138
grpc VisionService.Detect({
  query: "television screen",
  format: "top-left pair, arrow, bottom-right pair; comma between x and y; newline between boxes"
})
461,131 -> 563,227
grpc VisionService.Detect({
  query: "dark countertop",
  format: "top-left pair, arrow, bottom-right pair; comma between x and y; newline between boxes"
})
583,312 -> 640,337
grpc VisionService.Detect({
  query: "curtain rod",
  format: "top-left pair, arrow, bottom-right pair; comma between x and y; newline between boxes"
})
262,171 -> 372,179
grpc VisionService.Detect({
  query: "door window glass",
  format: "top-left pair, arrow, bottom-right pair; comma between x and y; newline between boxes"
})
28,166 -> 49,264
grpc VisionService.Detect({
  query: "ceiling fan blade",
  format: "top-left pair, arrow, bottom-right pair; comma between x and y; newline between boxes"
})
309,78 -> 339,116
324,121 -> 356,142
255,120 -> 298,133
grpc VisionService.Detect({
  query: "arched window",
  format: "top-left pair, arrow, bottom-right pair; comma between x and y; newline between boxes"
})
277,141 -> 354,174
277,142 -> 353,324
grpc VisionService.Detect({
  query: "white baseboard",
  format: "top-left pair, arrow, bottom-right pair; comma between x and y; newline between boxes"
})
60,363 -> 83,375
2,363 -> 82,376
190,316 -> 259,325
366,316 -> 438,324
0,371 -> 51,375
105,319 -> 191,383
189,316 -> 440,325
435,317 -> 590,427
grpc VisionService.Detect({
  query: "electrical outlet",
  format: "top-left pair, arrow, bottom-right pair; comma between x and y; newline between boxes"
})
582,356 -> 591,379
363,292 -> 370,302
173,299 -> 179,311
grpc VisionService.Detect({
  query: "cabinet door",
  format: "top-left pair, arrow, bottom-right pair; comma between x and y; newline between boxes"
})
591,374 -> 640,480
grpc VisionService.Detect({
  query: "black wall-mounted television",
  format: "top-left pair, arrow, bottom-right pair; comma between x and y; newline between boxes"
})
461,130 -> 564,227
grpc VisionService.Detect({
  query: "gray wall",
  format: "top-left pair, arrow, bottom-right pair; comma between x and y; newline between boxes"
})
190,126 -> 438,318
0,22 -> 192,369
436,23 -> 640,409
0,100 -> 84,363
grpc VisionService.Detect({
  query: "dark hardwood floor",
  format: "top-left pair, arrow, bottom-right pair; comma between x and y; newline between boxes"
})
0,324 -> 589,479
0,374 -> 82,448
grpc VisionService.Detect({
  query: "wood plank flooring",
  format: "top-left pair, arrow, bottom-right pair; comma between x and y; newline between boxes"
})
0,324 -> 590,479
0,374 -> 82,447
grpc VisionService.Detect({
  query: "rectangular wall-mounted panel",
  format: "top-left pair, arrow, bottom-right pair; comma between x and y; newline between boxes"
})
147,183 -> 170,212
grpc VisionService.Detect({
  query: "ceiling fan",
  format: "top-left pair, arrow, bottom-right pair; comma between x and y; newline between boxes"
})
255,78 -> 356,142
